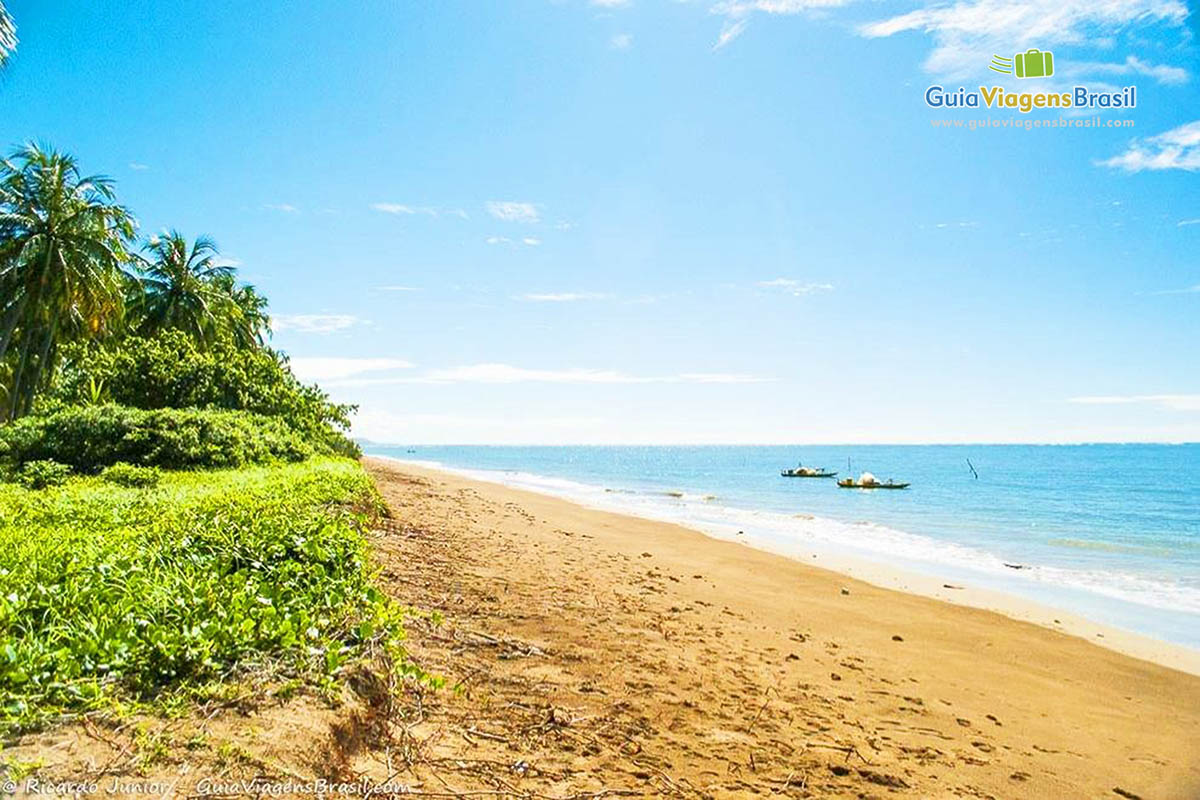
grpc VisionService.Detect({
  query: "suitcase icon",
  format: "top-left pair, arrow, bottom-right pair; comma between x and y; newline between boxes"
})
1014,49 -> 1053,78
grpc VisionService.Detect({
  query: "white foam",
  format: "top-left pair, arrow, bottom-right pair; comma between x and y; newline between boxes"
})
375,456 -> 1200,618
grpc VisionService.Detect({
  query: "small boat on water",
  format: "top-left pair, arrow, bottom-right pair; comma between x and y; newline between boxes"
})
780,463 -> 837,478
837,471 -> 910,490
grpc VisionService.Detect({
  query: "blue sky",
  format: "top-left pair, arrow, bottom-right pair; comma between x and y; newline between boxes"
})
1,0 -> 1197,443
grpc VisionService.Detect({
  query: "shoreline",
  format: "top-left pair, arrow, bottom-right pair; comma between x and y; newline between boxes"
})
372,454 -> 1200,677
361,457 -> 1200,797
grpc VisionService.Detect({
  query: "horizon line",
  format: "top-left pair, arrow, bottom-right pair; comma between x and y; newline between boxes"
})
356,440 -> 1200,447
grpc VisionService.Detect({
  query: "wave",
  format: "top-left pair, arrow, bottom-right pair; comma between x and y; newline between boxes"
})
1048,538 -> 1174,557
370,453 -> 1200,618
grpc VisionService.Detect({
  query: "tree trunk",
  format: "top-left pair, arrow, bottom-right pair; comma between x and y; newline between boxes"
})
0,292 -> 27,363
17,322 -> 55,417
7,328 -> 32,421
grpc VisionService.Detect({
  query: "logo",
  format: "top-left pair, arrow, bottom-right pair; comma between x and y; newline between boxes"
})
990,49 -> 1054,78
924,49 -> 1138,115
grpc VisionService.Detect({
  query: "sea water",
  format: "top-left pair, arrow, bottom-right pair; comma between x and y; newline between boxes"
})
364,444 -> 1200,649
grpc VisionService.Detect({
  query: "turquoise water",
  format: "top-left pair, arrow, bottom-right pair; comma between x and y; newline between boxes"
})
365,444 -> 1200,648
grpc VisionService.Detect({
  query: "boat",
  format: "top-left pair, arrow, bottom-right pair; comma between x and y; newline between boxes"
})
838,479 -> 909,489
780,463 -> 837,478
837,471 -> 909,490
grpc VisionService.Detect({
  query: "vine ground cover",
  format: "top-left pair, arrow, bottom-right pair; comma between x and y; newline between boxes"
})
0,458 -> 408,733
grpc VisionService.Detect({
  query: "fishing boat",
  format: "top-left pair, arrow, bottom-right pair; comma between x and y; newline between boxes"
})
837,471 -> 909,490
780,463 -> 837,478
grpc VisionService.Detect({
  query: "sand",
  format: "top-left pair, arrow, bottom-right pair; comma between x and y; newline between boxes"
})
361,459 -> 1200,798
7,457 -> 1199,799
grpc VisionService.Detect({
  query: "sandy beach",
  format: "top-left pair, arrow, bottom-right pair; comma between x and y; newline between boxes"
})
9,457 -> 1200,798
362,459 -> 1200,798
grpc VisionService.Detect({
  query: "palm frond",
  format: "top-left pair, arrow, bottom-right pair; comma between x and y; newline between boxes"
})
0,3 -> 18,69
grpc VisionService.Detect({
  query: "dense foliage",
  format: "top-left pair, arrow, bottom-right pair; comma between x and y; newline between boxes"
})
0,404 -> 321,472
128,231 -> 271,349
15,460 -> 70,490
0,144 -> 284,423
0,142 -> 359,456
99,463 -> 162,488
0,140 -> 395,733
48,331 -> 358,456
0,459 -> 407,732
0,145 -> 135,421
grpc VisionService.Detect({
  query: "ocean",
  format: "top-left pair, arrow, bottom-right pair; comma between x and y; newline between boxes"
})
364,444 -> 1200,649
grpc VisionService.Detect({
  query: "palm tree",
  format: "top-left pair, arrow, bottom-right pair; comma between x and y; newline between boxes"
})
128,231 -> 240,346
224,278 -> 272,349
0,2 -> 15,70
0,143 -> 136,420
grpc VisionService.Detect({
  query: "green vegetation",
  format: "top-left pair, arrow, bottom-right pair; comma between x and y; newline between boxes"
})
15,460 -> 70,490
0,142 -> 359,467
99,463 -> 161,488
0,405 -> 318,471
0,140 -> 408,736
0,458 -> 407,732
129,231 -> 271,350
0,145 -> 136,421
49,330 -> 358,457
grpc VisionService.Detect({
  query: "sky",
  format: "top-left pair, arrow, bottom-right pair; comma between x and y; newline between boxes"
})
0,0 -> 1197,444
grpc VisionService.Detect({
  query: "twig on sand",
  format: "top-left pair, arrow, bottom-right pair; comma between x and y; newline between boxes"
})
806,740 -> 874,765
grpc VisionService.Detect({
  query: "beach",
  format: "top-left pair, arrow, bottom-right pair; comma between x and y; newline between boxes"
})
367,444 -> 1200,652
8,456 -> 1199,798
360,458 -> 1200,798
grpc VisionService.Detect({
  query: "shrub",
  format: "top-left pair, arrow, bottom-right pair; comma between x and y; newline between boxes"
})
100,462 -> 162,488
0,404 -> 315,472
0,458 -> 408,732
49,332 -> 360,457
16,460 -> 72,490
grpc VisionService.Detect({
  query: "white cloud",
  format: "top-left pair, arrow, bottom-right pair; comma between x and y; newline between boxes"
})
372,203 -> 430,215
518,292 -> 611,302
264,203 -> 299,213
522,237 -> 542,246
129,162 -> 149,171
426,365 -> 649,384
708,0 -> 856,48
676,373 -> 773,384
611,32 -> 633,49
485,201 -> 540,223
351,410 -> 606,445
1144,284 -> 1200,296
326,363 -> 773,387
1070,55 -> 1187,85
715,0 -> 852,15
1177,219 -> 1200,227
755,278 -> 834,296
858,0 -> 1188,80
288,357 -> 414,382
712,19 -> 747,51
1099,120 -> 1200,172
272,314 -> 362,334
1069,394 -> 1200,412
486,236 -> 511,245
377,285 -> 421,292
372,203 -> 467,218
